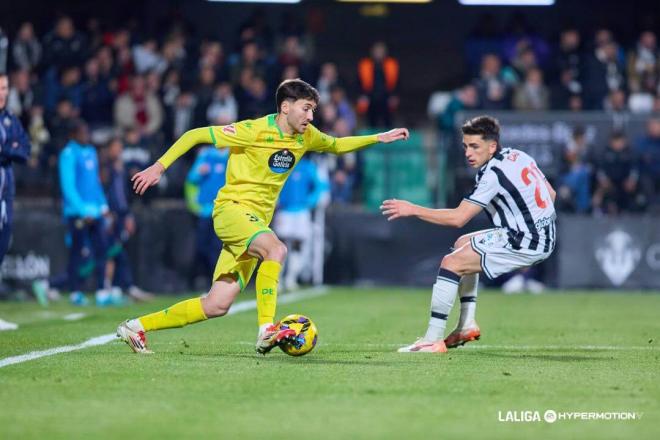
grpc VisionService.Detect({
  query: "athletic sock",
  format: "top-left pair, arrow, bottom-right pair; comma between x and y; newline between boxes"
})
138,297 -> 207,332
458,273 -> 479,328
256,260 -> 281,327
423,268 -> 461,342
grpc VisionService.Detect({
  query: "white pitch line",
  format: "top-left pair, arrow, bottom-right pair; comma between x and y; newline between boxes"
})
63,313 -> 87,321
0,334 -> 117,368
0,286 -> 329,369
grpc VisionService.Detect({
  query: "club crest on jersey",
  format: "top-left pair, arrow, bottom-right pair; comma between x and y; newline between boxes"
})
268,149 -> 295,174
222,124 -> 236,136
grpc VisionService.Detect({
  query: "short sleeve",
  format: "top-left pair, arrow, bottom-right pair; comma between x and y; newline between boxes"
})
464,170 -> 499,208
209,120 -> 255,149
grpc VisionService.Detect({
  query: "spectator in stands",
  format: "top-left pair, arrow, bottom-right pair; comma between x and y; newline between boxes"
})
42,16 -> 88,69
161,36 -> 187,74
582,39 -> 626,110
44,98 -> 77,188
132,38 -> 166,75
11,22 -> 42,71
330,85 -> 356,133
604,89 -> 629,130
627,31 -> 658,95
502,12 -> 550,69
121,127 -> 150,180
551,28 -> 583,88
58,120 -> 110,306
473,53 -> 511,110
635,116 -> 660,208
316,62 -> 339,105
437,84 -> 478,132
199,41 -> 226,80
513,67 -> 549,111
238,74 -> 270,119
161,68 -> 181,110
329,118 -> 359,204
81,57 -> 114,129
96,46 -> 118,84
114,74 -> 164,139
169,91 -> 196,142
593,131 -> 643,215
229,41 -> 269,87
357,41 -> 400,127
506,46 -> 539,85
550,68 -> 582,110
7,69 -> 34,126
193,66 -> 216,127
557,126 -> 592,213
628,71 -> 657,114
207,82 -> 238,125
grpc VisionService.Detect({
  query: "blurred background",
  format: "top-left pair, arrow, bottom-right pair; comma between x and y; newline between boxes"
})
0,0 -> 658,298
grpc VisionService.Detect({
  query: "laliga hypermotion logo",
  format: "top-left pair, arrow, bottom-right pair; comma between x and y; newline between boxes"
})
595,230 -> 641,286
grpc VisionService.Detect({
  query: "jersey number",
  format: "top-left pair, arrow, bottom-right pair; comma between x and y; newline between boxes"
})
521,164 -> 548,209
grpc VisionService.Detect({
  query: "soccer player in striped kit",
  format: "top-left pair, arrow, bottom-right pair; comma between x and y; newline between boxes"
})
381,116 -> 557,353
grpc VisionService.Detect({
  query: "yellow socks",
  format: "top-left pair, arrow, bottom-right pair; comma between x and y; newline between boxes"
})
139,297 -> 207,331
256,260 -> 282,326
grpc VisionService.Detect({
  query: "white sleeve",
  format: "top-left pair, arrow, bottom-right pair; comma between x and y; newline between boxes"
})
463,170 -> 499,208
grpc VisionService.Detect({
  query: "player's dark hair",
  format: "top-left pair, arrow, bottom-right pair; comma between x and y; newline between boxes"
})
461,115 -> 501,152
276,79 -> 320,112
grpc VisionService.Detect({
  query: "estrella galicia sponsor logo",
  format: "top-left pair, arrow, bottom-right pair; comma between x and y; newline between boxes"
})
268,149 -> 295,174
595,230 -> 641,286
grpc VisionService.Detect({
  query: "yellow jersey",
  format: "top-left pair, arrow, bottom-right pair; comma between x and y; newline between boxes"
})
158,114 -> 378,221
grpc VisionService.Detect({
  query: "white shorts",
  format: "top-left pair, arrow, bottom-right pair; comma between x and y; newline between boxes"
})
273,210 -> 312,242
470,228 -> 553,279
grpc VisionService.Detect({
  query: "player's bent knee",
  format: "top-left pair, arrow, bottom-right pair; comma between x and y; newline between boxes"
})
454,235 -> 470,249
440,254 -> 468,276
266,241 -> 288,262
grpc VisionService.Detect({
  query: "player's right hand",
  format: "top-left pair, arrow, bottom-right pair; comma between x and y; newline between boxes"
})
132,162 -> 165,195
380,198 -> 416,221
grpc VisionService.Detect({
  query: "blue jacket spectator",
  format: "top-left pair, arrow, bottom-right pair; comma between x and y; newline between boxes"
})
57,120 -> 109,305
278,157 -> 326,213
59,128 -> 108,219
185,147 -> 228,218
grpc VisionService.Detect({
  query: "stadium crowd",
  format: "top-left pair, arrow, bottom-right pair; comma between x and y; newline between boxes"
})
436,17 -> 660,215
0,13 -> 658,215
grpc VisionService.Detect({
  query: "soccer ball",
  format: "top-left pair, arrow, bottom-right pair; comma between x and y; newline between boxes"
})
278,314 -> 318,356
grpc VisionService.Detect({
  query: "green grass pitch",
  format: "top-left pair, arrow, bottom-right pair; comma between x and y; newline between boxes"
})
0,288 -> 658,439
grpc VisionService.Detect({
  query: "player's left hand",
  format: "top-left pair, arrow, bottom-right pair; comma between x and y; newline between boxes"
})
377,128 -> 409,143
380,198 -> 416,221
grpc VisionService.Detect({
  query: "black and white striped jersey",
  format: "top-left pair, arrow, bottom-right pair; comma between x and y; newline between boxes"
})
464,148 -> 556,252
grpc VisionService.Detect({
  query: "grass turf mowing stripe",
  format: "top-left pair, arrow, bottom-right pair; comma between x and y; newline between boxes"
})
0,286 -> 328,369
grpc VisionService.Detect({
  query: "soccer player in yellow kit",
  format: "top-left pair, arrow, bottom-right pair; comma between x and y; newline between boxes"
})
117,79 -> 409,354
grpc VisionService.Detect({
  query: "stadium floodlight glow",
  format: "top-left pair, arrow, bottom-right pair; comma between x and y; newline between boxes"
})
206,0 -> 301,3
458,0 -> 554,5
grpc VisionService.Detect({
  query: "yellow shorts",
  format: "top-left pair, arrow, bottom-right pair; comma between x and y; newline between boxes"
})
212,201 -> 272,290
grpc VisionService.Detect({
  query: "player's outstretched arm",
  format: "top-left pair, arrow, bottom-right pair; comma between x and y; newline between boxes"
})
380,199 -> 481,228
314,127 -> 410,155
131,127 -> 215,195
